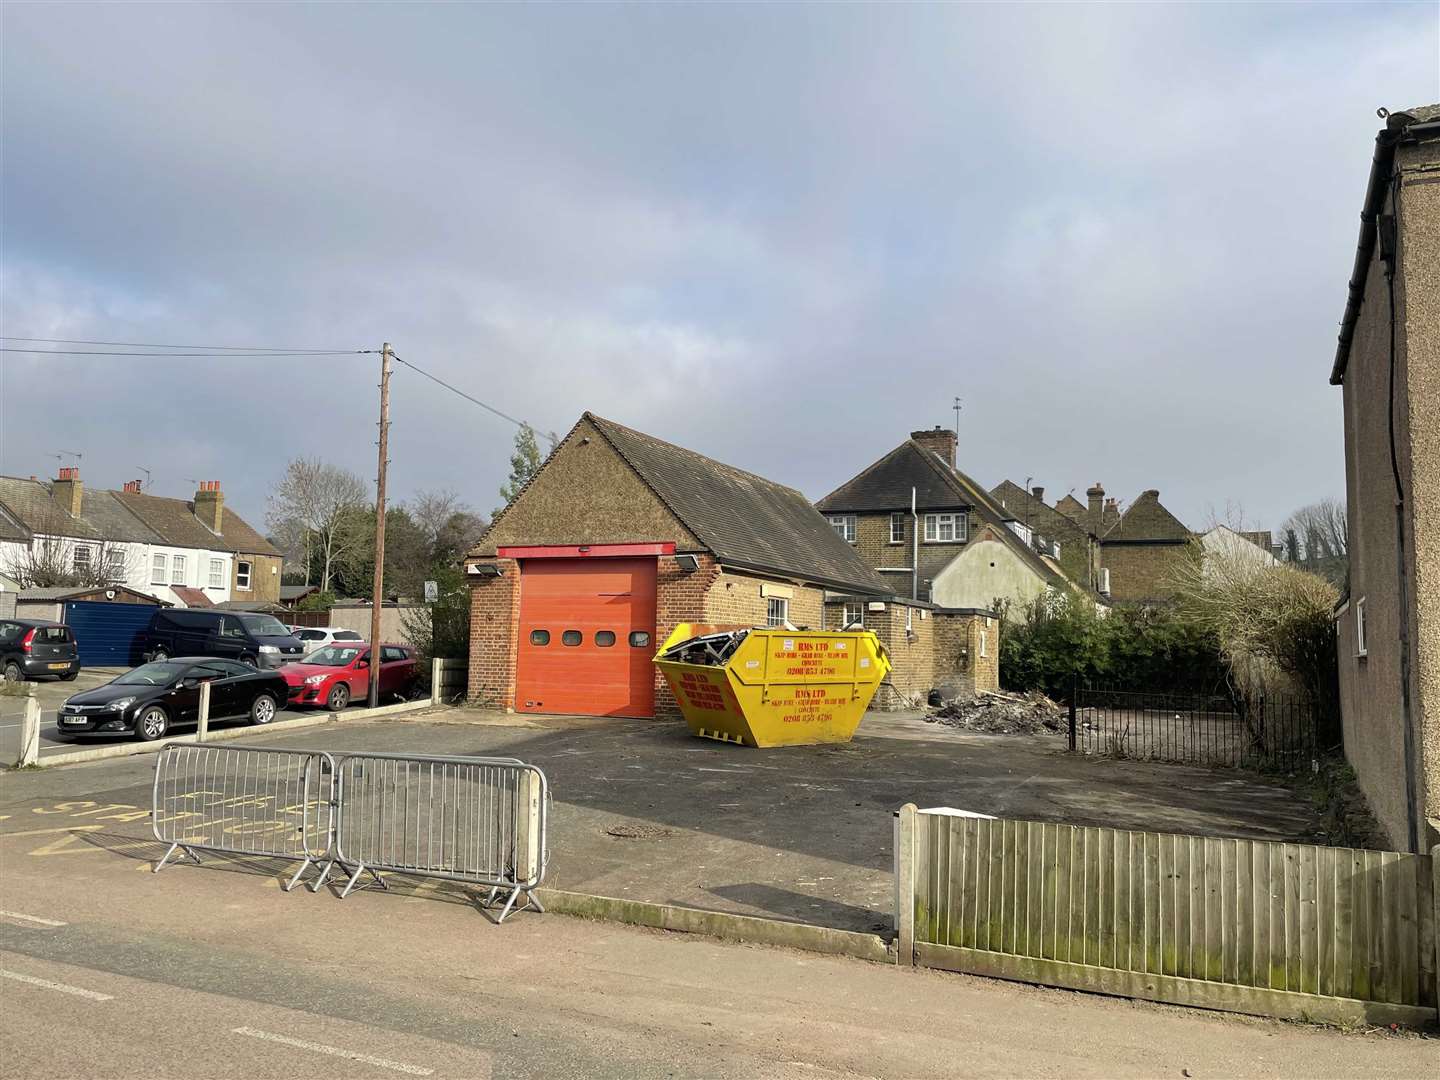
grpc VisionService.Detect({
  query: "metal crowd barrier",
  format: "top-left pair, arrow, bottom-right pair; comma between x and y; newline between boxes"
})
150,745 -> 551,922
151,744 -> 335,892
325,752 -> 549,922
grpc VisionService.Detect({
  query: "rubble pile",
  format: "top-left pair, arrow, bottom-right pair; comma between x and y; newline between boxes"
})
924,690 -> 1066,735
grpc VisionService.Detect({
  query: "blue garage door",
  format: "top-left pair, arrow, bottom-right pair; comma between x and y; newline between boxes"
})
64,601 -> 157,666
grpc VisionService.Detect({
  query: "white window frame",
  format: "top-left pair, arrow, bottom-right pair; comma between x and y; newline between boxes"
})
171,554 -> 187,585
766,596 -> 789,628
72,545 -> 92,574
151,553 -> 167,585
827,515 -> 857,544
106,548 -> 126,583
889,513 -> 906,544
923,512 -> 967,543
841,602 -> 864,629
208,558 -> 225,589
1356,597 -> 1367,658
236,560 -> 252,590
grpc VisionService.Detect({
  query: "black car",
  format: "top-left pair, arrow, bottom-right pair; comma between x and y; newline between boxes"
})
57,657 -> 288,741
0,618 -> 81,683
136,609 -> 305,669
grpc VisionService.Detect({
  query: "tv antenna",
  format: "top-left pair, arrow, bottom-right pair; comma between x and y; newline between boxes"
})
49,448 -> 83,468
952,396 -> 962,432
136,466 -> 152,491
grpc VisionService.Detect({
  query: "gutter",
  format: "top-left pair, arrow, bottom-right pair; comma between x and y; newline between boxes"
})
1331,115 -> 1440,385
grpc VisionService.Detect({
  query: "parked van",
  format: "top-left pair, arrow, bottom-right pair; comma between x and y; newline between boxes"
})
137,610 -> 306,669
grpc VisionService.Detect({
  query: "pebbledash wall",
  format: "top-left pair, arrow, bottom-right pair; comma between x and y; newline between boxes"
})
467,552 -> 829,718
823,598 -> 1000,706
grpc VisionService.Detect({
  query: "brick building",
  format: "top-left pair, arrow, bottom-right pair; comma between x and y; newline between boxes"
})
816,427 -> 1087,612
464,413 -> 891,718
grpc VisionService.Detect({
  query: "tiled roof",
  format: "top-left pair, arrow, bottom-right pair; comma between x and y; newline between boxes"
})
1055,494 -> 1087,522
1103,489 -> 1190,542
113,491 -> 280,556
279,584 -> 318,601
587,414 -> 888,595
0,476 -> 103,540
171,586 -> 213,608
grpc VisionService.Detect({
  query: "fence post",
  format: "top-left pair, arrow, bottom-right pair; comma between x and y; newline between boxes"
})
197,681 -> 211,742
1068,678 -> 1078,752
895,803 -> 917,966
431,658 -> 442,706
18,693 -> 41,767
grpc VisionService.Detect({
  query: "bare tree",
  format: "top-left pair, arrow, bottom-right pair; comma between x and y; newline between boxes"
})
266,458 -> 368,593
409,489 -> 487,562
3,534 -> 140,590
1279,498 -> 1348,590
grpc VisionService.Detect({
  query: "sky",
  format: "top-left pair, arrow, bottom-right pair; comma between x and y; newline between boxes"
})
2,2 -> 1437,536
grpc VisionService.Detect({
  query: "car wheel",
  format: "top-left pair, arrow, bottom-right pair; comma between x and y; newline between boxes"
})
134,706 -> 169,741
151,646 -> 170,662
249,693 -> 278,726
326,683 -> 350,712
2,660 -> 22,683
240,654 -> 258,668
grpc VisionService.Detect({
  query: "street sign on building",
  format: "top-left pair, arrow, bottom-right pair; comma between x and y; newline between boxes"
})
423,580 -> 438,602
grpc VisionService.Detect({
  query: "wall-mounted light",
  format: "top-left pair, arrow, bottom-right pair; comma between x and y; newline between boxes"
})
676,554 -> 700,573
467,564 -> 503,578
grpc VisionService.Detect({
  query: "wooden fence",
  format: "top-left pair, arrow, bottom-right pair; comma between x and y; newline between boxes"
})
895,807 -> 1438,1027
430,657 -> 467,705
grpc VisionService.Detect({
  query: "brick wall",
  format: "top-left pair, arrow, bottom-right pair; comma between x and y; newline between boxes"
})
466,558 -> 520,707
234,553 -> 283,603
1099,543 -> 1190,603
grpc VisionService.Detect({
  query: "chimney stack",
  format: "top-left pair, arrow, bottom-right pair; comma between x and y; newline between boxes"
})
1086,482 -> 1105,536
1031,485 -> 1045,503
910,426 -> 957,469
194,480 -> 224,533
123,480 -> 142,494
52,467 -> 83,516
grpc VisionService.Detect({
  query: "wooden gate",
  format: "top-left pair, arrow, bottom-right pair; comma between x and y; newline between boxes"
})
895,807 -> 1437,1027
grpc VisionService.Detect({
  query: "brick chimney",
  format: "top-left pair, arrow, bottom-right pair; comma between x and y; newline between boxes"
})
123,480 -> 142,494
194,480 -> 224,533
1086,482 -> 1105,535
52,467 -> 83,516
1030,485 -> 1045,503
911,426 -> 957,468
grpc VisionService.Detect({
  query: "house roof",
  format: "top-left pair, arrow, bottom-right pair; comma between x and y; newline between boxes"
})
0,475 -> 278,556
820,439 -> 1076,593
171,586 -> 213,608
279,584 -> 319,602
17,584 -> 165,604
112,490 -> 280,556
991,480 -> 1090,541
586,414 -> 887,595
1103,489 -> 1190,543
1054,494 -> 1087,523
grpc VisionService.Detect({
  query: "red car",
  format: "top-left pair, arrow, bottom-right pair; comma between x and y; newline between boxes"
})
280,643 -> 419,710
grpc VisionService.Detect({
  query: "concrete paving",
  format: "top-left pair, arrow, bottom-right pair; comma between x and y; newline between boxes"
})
0,772 -> 1428,1079
0,708 -> 1329,934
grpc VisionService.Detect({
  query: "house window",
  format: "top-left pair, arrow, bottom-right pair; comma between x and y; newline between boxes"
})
842,602 -> 864,629
889,513 -> 906,544
106,549 -> 126,583
208,558 -> 224,588
1356,597 -> 1367,658
923,512 -> 967,543
1099,567 -> 1111,595
236,560 -> 252,590
827,515 -> 856,543
72,545 -> 92,574
171,554 -> 187,585
151,553 -> 167,584
766,597 -> 789,628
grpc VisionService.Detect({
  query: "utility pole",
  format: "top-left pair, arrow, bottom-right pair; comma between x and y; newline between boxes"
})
368,343 -> 392,709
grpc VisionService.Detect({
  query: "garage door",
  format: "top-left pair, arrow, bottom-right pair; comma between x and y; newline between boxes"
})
515,557 -> 658,718
64,600 -> 157,666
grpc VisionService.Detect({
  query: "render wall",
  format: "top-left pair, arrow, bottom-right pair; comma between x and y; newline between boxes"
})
929,535 -> 1048,612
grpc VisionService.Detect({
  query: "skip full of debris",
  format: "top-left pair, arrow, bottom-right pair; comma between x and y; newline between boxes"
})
924,689 -> 1065,735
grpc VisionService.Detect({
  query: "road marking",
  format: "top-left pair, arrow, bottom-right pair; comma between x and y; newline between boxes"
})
0,910 -> 67,927
0,968 -> 113,1000
1,825 -> 105,840
230,1027 -> 433,1075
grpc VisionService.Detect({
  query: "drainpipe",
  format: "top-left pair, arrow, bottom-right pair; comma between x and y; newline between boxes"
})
911,487 -> 919,602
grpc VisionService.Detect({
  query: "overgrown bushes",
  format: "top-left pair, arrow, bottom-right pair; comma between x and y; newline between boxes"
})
997,591 -> 1225,700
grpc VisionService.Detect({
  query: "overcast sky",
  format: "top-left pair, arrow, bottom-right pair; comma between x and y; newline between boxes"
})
3,3 -> 1437,535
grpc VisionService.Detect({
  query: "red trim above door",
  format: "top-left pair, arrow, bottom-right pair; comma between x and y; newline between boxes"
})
498,542 -> 676,559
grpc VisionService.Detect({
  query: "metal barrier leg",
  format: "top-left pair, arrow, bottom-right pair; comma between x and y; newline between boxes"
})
283,856 -> 315,893
153,842 -> 201,873
309,859 -> 335,894
337,863 -> 388,899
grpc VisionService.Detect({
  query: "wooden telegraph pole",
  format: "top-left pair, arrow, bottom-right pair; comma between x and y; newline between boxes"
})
368,343 -> 392,708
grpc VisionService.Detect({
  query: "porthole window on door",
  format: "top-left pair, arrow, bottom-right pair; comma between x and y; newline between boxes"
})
629,631 -> 650,648
595,630 -> 616,647
530,630 -> 551,646
561,630 -> 582,646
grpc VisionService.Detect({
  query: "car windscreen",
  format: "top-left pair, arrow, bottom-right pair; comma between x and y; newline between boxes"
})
238,614 -> 291,637
115,662 -> 189,686
302,646 -> 365,667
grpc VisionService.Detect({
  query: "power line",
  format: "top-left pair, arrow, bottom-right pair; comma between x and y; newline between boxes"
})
1,336 -> 366,353
1,351 -> 371,360
390,351 -> 533,431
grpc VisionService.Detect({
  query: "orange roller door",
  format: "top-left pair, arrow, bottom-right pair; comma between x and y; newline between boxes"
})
515,557 -> 658,718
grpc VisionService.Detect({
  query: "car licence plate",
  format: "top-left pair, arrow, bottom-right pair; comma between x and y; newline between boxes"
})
48,662 -> 69,670
60,715 -> 86,725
